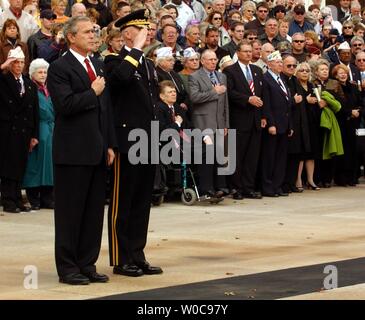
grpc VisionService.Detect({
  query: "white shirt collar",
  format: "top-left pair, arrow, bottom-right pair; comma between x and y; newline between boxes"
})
69,48 -> 89,65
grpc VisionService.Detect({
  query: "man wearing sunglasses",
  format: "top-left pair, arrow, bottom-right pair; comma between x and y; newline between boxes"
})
350,36 -> 365,63
288,5 -> 314,36
245,2 -> 270,37
291,32 -> 307,63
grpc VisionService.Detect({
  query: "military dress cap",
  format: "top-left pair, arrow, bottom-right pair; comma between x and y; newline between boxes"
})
114,8 -> 150,30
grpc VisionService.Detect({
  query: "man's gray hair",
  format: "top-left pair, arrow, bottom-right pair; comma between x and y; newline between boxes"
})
351,35 -> 364,45
63,16 -> 91,45
29,58 -> 49,77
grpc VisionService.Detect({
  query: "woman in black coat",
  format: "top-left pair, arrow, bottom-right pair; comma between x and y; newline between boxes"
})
0,50 -> 39,213
332,64 -> 363,186
295,62 -> 322,190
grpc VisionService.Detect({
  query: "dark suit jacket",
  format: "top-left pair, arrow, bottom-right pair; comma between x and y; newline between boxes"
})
0,72 -> 39,180
157,101 -> 189,132
224,62 -> 263,131
262,71 -> 292,135
156,66 -> 189,108
104,47 -> 159,154
47,50 -> 117,166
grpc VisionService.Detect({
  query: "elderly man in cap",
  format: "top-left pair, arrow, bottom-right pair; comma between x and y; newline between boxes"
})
104,9 -> 163,277
288,5 -> 314,36
333,41 -> 361,83
155,46 -> 188,111
0,47 -> 39,213
261,50 -> 293,197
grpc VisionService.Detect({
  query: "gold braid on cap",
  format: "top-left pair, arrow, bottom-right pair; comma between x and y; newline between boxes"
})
121,19 -> 150,29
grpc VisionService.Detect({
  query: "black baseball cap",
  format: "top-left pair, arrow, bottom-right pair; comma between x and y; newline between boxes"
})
40,9 -> 56,20
293,4 -> 306,14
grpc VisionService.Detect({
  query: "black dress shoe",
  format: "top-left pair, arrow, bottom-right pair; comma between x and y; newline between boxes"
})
262,193 -> 279,197
18,205 -> 31,212
4,207 -> 21,213
291,187 -> 303,193
113,264 -> 143,277
40,202 -> 55,209
277,192 -> 289,196
59,273 -> 90,285
82,271 -> 109,283
232,191 -> 244,200
214,190 -> 225,198
31,205 -> 40,211
135,261 -> 163,275
243,192 -> 262,199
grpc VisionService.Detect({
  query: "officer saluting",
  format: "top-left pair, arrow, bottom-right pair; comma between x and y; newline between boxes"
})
105,9 -> 163,277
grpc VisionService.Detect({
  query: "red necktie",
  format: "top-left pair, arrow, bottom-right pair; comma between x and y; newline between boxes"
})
84,58 -> 96,82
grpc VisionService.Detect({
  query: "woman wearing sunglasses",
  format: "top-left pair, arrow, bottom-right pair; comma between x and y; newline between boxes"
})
295,62 -> 321,191
206,10 -> 231,47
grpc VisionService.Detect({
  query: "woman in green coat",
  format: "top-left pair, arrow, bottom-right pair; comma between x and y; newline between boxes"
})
22,58 -> 54,210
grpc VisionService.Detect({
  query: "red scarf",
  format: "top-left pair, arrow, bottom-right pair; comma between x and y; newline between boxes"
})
10,7 -> 22,19
34,80 -> 50,98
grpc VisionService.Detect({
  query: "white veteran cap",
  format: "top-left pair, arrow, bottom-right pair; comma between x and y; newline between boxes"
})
267,50 -> 282,61
183,47 -> 199,59
337,41 -> 351,51
156,47 -> 173,58
8,47 -> 25,60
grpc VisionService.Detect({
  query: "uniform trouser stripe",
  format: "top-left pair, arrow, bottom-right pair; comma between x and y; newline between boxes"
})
111,153 -> 120,265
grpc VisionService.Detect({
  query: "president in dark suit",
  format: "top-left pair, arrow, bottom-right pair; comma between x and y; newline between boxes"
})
47,16 -> 117,285
261,50 -> 293,197
104,10 -> 163,277
224,41 -> 265,200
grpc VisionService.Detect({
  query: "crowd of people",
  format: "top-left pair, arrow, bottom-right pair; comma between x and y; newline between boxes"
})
0,0 -> 365,284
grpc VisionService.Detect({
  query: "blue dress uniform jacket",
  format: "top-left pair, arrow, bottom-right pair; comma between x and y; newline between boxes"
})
0,72 -> 39,181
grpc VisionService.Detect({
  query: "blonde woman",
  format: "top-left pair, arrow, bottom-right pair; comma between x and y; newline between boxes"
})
241,1 -> 256,24
295,62 -> 321,191
51,0 -> 69,24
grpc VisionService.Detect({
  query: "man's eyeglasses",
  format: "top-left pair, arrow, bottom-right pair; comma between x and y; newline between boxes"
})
293,40 -> 305,43
343,26 -> 353,29
295,12 -> 305,15
298,69 -> 310,73
277,9 -> 286,13
353,43 -> 363,47
248,36 -> 258,40
258,10 -> 268,13
357,59 -> 365,62
213,17 -> 222,20
286,64 -> 297,68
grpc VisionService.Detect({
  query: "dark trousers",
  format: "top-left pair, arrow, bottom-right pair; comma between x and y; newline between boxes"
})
230,129 -> 261,194
196,137 -> 226,194
282,154 -> 300,192
108,153 -> 155,266
261,132 -> 288,194
26,186 -> 54,207
0,177 -> 23,209
54,162 -> 107,277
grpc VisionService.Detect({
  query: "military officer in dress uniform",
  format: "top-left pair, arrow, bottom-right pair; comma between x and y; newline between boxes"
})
104,9 -> 163,277
0,47 -> 39,213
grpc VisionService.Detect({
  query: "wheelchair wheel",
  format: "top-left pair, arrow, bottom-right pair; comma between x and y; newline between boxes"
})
152,195 -> 164,206
181,188 -> 197,206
